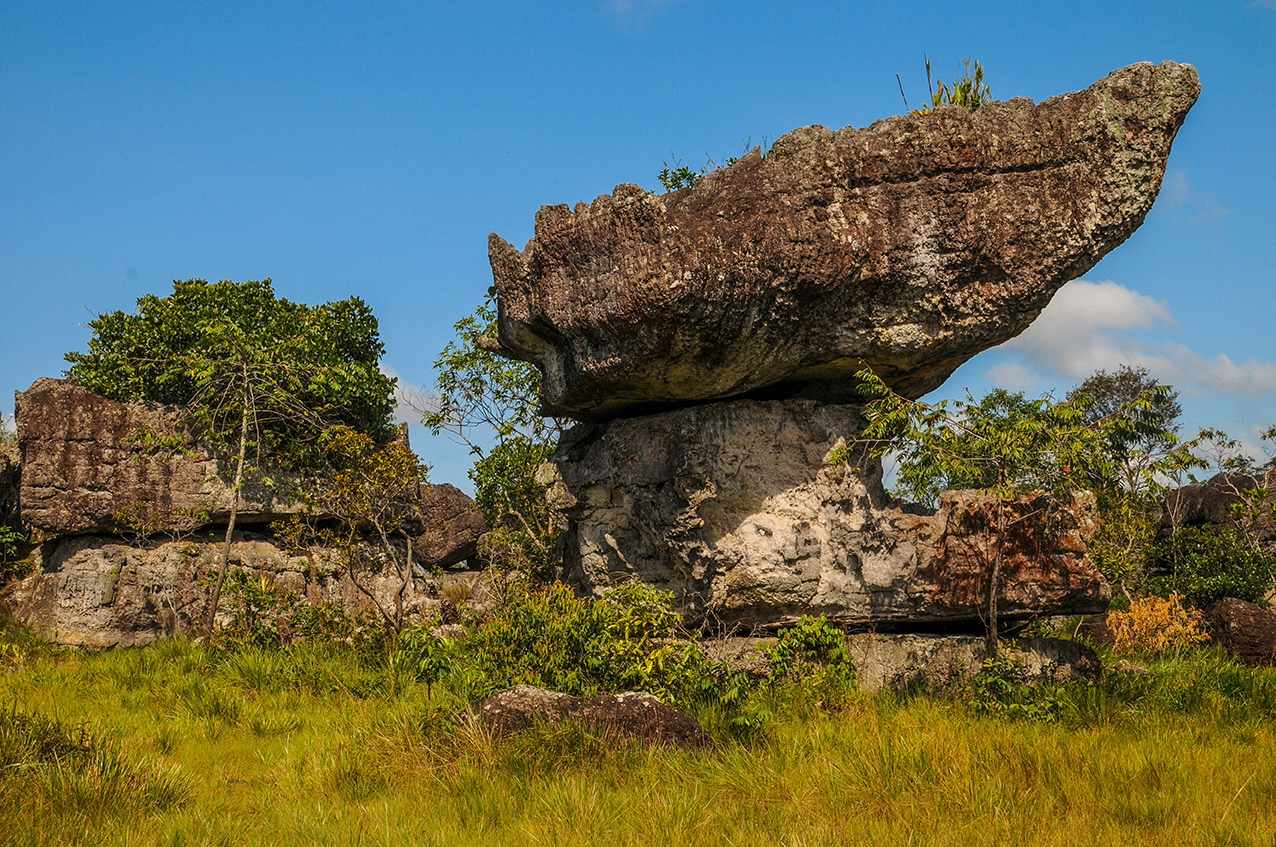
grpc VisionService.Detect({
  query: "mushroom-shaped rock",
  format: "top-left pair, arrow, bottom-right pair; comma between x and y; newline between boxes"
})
490,62 -> 1199,419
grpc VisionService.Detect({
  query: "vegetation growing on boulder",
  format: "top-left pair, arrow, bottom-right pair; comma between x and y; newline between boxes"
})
425,297 -> 563,578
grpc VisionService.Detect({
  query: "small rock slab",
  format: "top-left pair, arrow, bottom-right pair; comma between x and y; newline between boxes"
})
1204,598 -> 1276,667
845,634 -> 1100,692
478,685 -> 709,747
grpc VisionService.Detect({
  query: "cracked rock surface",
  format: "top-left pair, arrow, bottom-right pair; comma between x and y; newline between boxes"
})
545,399 -> 1109,629
490,62 -> 1198,419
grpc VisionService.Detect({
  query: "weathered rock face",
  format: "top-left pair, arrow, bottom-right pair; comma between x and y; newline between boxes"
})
15,378 -> 487,566
16,379 -> 299,536
478,685 -> 710,747
546,398 -> 1108,629
1162,467 -> 1276,552
491,62 -> 1199,419
1203,598 -> 1276,667
0,533 -> 439,648
412,483 -> 486,567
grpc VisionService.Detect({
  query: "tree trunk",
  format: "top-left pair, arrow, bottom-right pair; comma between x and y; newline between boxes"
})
985,499 -> 1004,656
205,378 -> 250,635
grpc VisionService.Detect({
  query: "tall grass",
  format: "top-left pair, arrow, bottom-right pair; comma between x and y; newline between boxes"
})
3,619 -> 1276,845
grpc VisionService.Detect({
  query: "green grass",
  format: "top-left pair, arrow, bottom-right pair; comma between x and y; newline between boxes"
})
3,623 -> 1276,845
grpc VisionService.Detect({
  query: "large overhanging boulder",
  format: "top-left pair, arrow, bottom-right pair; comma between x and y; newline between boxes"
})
543,399 -> 1109,629
490,61 -> 1199,419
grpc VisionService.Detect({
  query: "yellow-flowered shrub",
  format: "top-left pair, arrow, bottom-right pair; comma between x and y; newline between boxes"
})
1108,594 -> 1210,656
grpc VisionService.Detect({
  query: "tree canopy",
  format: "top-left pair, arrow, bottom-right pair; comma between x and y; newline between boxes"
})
64,278 -> 397,458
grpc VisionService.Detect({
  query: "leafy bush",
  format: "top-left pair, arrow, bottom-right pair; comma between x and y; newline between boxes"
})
64,278 -> 397,454
0,525 -> 30,583
767,616 -> 854,682
658,163 -> 703,192
445,582 -> 727,708
970,656 -> 1064,723
1155,524 -> 1276,607
1108,594 -> 1210,656
220,568 -> 381,650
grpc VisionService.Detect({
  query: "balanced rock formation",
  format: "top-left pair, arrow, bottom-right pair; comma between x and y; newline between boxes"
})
0,533 -> 439,648
479,685 -> 710,747
546,399 -> 1107,628
493,62 -> 1196,629
491,62 -> 1199,419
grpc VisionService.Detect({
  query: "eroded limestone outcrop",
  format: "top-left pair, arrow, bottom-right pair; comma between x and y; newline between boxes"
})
16,378 -> 297,536
0,533 -> 438,648
546,399 -> 1108,629
4,378 -> 488,645
491,62 -> 1199,419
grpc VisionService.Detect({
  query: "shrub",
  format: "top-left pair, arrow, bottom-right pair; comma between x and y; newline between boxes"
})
768,616 -> 854,682
1108,594 -> 1210,657
0,525 -> 30,583
658,163 -> 702,192
970,656 -> 1064,722
448,582 -> 725,708
1155,524 -> 1276,607
219,568 -> 380,650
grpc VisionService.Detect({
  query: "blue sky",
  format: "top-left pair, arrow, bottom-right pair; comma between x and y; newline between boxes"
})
3,0 -> 1274,488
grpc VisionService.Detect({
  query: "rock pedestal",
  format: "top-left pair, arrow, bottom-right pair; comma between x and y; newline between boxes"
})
545,398 -> 1108,629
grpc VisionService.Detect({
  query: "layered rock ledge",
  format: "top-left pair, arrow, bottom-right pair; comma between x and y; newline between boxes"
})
5,378 -> 489,645
491,62 -> 1199,419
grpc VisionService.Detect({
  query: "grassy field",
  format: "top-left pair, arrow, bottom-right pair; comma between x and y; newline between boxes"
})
3,624 -> 1276,846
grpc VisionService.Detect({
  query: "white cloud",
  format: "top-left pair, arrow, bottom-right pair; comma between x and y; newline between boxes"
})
999,280 -> 1276,396
984,361 -> 1040,393
1159,168 -> 1228,220
380,365 -> 439,426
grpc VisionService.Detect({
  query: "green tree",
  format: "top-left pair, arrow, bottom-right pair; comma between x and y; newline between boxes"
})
310,425 -> 429,634
424,296 -> 565,578
856,369 -> 1201,649
64,278 -> 398,630
1067,365 -> 1183,497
